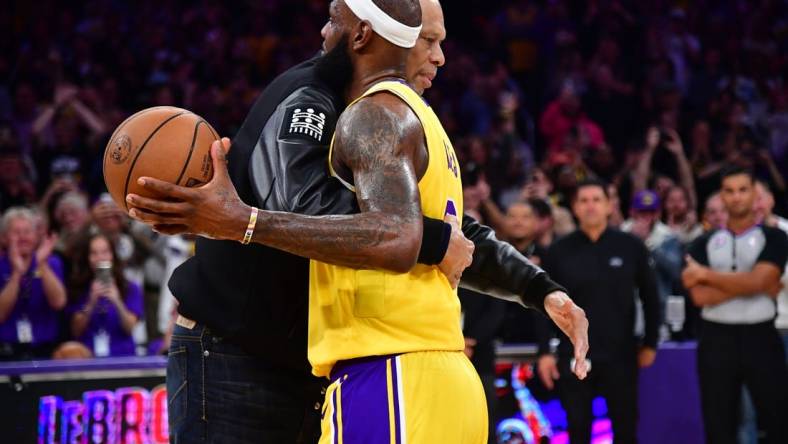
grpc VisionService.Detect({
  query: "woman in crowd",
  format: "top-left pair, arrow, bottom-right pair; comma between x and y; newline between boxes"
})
66,231 -> 143,357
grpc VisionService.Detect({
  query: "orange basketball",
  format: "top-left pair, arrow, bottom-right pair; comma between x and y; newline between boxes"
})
103,106 -> 219,211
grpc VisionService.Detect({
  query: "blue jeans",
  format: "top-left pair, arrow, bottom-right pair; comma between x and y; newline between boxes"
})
167,323 -> 325,443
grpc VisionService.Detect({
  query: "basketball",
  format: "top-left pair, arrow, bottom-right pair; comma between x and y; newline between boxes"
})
102,106 -> 219,211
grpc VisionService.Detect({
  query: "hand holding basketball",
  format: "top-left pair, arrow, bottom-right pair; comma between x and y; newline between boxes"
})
126,138 -> 250,241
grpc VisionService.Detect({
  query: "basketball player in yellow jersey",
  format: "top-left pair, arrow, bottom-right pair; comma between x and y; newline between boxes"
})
307,1 -> 483,442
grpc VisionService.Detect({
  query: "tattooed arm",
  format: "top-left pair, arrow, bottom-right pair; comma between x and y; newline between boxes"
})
126,92 -> 426,272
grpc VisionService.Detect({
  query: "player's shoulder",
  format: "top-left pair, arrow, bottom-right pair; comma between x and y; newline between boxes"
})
346,91 -> 414,122
337,93 -> 422,144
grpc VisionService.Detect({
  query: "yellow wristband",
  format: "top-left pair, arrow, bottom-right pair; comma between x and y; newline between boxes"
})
242,207 -> 259,245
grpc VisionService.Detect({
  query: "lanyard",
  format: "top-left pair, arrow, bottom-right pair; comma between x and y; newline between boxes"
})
16,267 -> 35,316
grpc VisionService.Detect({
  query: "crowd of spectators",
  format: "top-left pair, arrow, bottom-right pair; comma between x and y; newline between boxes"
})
1,0 -> 787,361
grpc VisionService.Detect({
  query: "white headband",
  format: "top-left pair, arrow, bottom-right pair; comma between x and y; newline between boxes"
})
344,0 -> 422,48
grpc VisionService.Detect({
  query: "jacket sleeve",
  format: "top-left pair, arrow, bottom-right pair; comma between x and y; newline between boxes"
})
249,86 -> 357,216
458,213 -> 565,316
247,85 -> 452,264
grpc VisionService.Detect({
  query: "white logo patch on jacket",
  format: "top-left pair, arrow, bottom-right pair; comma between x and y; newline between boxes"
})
288,107 -> 325,141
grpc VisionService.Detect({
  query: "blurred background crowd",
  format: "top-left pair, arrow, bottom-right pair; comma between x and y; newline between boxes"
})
0,0 -> 786,363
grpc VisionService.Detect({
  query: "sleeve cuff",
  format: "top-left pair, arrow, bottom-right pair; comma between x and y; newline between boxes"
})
522,272 -> 566,315
418,217 -> 451,265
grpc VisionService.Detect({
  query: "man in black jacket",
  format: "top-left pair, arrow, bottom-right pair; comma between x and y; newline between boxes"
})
536,179 -> 659,444
127,1 -> 588,443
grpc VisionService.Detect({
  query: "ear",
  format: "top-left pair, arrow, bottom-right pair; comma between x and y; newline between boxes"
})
351,20 -> 375,52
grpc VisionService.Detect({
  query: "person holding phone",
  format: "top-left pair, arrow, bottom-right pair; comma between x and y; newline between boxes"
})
66,231 -> 143,357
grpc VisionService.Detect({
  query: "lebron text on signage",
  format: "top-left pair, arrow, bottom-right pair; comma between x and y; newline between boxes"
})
38,385 -> 168,444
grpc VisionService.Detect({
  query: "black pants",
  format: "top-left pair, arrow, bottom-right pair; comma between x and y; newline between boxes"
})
697,320 -> 788,444
557,355 -> 639,444
167,323 -> 324,443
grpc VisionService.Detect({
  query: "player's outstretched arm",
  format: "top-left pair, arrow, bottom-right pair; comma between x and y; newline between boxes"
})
127,94 -> 426,272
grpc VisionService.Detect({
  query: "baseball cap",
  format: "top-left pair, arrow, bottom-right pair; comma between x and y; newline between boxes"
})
632,190 -> 660,212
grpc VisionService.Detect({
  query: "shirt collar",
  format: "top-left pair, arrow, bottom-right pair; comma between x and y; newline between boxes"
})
577,226 -> 611,243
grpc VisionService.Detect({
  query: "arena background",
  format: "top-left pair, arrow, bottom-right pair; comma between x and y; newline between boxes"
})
1,1 -> 787,443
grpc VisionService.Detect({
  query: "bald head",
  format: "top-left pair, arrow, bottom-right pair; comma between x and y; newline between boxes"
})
419,0 -> 444,28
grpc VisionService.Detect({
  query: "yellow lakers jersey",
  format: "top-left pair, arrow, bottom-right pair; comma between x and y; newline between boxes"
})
308,80 -> 464,377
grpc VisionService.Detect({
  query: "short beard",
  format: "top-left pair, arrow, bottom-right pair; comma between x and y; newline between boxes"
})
315,33 -> 354,96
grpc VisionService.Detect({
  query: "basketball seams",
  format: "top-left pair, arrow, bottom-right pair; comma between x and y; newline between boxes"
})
203,121 -> 219,140
120,111 -> 189,211
103,106 -> 171,191
174,119 -> 205,186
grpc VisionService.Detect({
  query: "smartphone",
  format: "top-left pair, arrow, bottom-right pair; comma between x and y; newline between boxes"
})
95,261 -> 113,284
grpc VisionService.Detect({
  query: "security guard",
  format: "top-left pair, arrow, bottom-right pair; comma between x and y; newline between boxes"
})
537,179 -> 660,444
